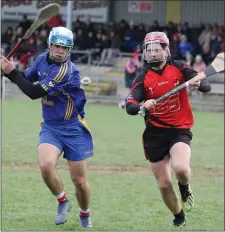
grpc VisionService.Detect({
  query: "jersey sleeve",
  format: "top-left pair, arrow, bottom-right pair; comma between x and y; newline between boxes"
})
23,55 -> 40,83
173,60 -> 198,81
39,62 -> 69,95
126,70 -> 145,104
173,60 -> 211,93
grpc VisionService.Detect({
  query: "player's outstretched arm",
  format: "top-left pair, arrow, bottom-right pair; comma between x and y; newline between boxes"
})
5,69 -> 47,99
5,69 -> 47,100
1,56 -> 46,99
174,60 -> 212,93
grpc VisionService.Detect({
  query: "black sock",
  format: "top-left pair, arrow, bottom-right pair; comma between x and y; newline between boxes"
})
178,182 -> 189,192
174,209 -> 185,218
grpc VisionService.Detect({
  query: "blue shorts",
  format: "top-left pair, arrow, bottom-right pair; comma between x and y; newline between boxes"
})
39,118 -> 94,161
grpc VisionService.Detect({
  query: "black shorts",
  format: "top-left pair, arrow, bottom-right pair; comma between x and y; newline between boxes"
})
142,125 -> 193,163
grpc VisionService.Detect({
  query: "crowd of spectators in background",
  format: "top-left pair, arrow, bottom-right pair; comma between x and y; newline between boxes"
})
1,14 -> 225,71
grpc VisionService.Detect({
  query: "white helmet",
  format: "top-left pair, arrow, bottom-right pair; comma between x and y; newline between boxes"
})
143,31 -> 170,66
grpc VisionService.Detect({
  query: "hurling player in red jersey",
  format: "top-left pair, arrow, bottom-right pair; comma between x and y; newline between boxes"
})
126,32 -> 211,228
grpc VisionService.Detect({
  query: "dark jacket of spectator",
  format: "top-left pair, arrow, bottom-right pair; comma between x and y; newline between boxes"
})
84,31 -> 96,50
109,31 -> 121,49
18,15 -> 31,34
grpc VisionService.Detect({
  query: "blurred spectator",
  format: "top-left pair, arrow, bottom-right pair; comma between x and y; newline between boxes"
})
74,28 -> 86,50
35,38 -> 46,57
39,28 -> 48,41
1,27 -> 14,55
192,55 -> 206,73
179,34 -> 194,65
83,16 -> 95,35
201,37 -> 211,65
14,26 -> 23,39
135,44 -> 142,62
218,25 -> 225,37
118,19 -> 128,43
217,34 -> 225,52
210,34 -> 222,60
18,52 -> 34,71
73,16 -> 82,33
39,28 -> 48,48
85,31 -> 96,50
18,14 -> 31,34
124,51 -> 142,89
198,24 -> 212,47
135,23 -> 146,44
1,18 -> 223,70
95,23 -> 105,34
106,21 -> 116,36
119,51 -> 142,109
166,21 -> 177,40
47,14 -> 64,28
97,34 -> 110,65
212,23 -> 219,36
177,24 -> 187,39
26,37 -> 37,54
182,22 -> 192,42
92,31 -> 104,63
11,36 -> 27,60
170,33 -> 180,59
150,20 -> 161,31
17,37 -> 36,70
33,30 -> 40,38
122,20 -> 138,52
98,30 -> 121,65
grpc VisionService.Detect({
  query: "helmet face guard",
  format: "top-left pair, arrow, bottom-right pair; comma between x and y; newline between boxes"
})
48,26 -> 74,62
143,32 -> 170,67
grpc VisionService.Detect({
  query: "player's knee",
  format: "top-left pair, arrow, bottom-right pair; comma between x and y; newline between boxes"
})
173,165 -> 190,177
39,160 -> 55,173
157,178 -> 172,189
71,175 -> 87,186
75,181 -> 90,192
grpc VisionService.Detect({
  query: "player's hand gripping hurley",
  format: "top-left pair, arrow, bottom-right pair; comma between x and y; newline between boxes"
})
6,3 -> 60,59
138,52 -> 225,117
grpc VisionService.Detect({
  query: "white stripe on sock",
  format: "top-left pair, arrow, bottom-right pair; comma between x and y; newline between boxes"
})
56,191 -> 65,199
79,208 -> 89,213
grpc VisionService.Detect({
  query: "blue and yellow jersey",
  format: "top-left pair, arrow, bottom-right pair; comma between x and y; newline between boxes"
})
24,52 -> 86,123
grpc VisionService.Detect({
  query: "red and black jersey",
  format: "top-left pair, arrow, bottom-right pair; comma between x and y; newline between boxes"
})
126,59 -> 211,129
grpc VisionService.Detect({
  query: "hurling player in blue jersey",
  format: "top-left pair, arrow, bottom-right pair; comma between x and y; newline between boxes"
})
1,27 -> 93,228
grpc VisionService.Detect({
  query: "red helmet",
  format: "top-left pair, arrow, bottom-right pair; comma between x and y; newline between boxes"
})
144,32 -> 169,46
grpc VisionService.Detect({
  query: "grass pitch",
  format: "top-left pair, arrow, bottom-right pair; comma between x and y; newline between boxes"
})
2,100 -> 224,231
